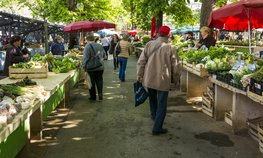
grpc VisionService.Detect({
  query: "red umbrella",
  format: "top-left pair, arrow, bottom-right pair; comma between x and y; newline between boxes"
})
208,0 -> 263,31
64,21 -> 116,32
128,30 -> 137,35
208,0 -> 263,53
151,17 -> 156,39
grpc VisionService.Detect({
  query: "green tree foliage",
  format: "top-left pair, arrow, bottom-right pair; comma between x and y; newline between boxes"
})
2,0 -> 122,23
25,0 -> 118,23
123,0 -> 194,30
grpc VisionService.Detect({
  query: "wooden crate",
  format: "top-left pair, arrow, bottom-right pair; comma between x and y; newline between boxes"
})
202,94 -> 213,109
207,86 -> 215,100
247,90 -> 263,104
183,65 -> 209,77
9,66 -> 48,79
224,111 -> 233,126
202,95 -> 214,117
76,55 -> 83,61
247,117 -> 263,142
183,62 -> 193,68
202,103 -> 213,118
258,125 -> 263,153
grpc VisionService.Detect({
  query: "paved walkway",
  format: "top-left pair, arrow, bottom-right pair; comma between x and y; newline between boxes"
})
18,55 -> 262,158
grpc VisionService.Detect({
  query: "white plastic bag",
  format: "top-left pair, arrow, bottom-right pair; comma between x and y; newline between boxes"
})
84,72 -> 92,89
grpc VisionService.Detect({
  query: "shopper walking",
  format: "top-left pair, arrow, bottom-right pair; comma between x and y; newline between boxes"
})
116,34 -> 132,82
100,35 -> 110,60
83,33 -> 106,101
137,26 -> 180,135
3,36 -> 29,76
109,34 -> 120,70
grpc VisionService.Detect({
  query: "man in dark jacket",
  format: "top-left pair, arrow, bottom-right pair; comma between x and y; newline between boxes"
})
3,36 -> 29,76
51,36 -> 63,55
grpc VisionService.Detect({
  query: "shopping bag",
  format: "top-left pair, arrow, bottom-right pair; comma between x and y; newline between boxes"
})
134,81 -> 149,107
84,72 -> 92,89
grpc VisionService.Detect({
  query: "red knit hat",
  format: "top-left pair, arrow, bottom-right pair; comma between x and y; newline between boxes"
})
158,26 -> 171,37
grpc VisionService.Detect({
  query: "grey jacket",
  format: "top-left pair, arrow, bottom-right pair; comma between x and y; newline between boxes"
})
137,37 -> 180,91
82,42 -> 106,72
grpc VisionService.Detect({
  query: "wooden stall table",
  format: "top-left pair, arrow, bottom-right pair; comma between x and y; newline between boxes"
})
134,47 -> 144,58
0,69 -> 80,158
182,63 -> 211,99
210,77 -> 263,134
180,69 -> 187,92
0,100 -> 41,158
224,45 -> 256,53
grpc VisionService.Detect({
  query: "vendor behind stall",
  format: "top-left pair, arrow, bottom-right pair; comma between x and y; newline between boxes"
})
186,31 -> 195,47
51,36 -> 63,56
3,36 -> 29,76
197,26 -> 216,50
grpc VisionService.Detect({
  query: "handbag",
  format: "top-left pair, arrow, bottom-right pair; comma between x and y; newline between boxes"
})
115,42 -> 121,55
86,44 -> 102,71
134,81 -> 149,107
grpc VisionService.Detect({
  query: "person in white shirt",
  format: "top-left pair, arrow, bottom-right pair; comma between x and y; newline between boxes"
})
100,35 -> 110,60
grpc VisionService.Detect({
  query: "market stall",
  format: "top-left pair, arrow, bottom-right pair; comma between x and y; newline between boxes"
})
179,37 -> 263,153
208,0 -> 263,54
0,52 -> 81,158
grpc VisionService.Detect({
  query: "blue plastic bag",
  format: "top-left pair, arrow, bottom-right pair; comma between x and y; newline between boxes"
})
134,81 -> 149,107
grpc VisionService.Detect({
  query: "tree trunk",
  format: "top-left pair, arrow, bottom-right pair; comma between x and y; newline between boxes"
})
44,19 -> 48,53
200,0 -> 215,28
68,33 -> 77,49
130,0 -> 135,30
67,0 -> 77,49
156,11 -> 163,35
67,0 -> 77,11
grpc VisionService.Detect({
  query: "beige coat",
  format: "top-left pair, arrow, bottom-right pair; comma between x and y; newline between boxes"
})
137,37 -> 180,92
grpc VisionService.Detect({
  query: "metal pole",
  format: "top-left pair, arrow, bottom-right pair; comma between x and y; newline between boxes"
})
246,8 -> 252,54
44,19 -> 48,54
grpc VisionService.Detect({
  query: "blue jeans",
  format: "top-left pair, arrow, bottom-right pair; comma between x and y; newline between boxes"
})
118,57 -> 128,81
148,88 -> 169,132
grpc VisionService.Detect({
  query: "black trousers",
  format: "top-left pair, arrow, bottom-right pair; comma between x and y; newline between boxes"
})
103,46 -> 109,58
114,56 -> 119,70
88,70 -> 104,100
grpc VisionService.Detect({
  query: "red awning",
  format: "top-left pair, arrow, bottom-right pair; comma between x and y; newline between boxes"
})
208,0 -> 263,31
128,30 -> 137,35
64,21 -> 116,32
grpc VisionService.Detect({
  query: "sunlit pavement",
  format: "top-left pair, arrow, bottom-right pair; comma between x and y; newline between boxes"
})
18,55 -> 262,158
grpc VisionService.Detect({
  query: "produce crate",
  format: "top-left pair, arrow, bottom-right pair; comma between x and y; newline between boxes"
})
202,94 -> 214,117
249,78 -> 263,96
183,63 -> 209,77
247,89 -> 263,104
224,111 -> 233,126
183,62 -> 193,68
76,55 -> 83,61
207,87 -> 214,100
9,66 -> 48,79
258,124 -> 263,153
230,82 -> 246,91
247,117 -> 263,142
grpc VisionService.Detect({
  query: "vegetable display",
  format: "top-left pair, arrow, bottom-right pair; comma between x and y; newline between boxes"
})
180,46 -> 262,90
0,82 -> 46,126
141,35 -> 150,45
132,41 -> 143,47
30,53 -> 80,73
48,54 -> 79,73
31,53 -> 45,62
12,63 -> 33,68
